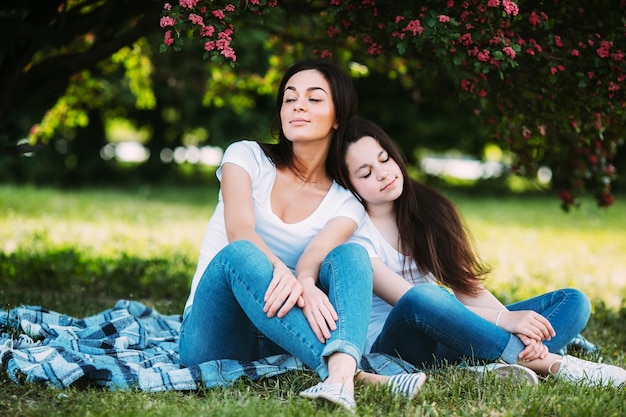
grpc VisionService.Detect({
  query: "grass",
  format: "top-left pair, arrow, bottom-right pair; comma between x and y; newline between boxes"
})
1,184 -> 625,416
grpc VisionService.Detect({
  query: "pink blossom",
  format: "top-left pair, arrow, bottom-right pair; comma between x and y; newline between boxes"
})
367,43 -> 383,55
554,35 -> 563,47
163,3 -> 172,10
587,72 -> 594,79
225,4 -> 235,12
502,0 -> 519,16
571,49 -> 580,57
212,9 -> 225,20
221,47 -> 236,61
461,79 -> 474,92
487,0 -> 500,7
438,15 -> 450,23
188,13 -> 203,26
525,48 -> 535,56
477,89 -> 487,97
529,11 -> 541,26
597,46 -> 610,58
160,16 -> 176,28
395,15 -> 405,23
446,0 -> 454,7
330,0 -> 341,5
164,30 -> 174,46
201,25 -> 215,37
609,81 -> 620,91
460,33 -> 473,45
179,0 -> 199,8
550,67 -> 558,75
204,41 -> 216,51
611,50 -> 624,61
404,19 -> 424,36
503,46 -> 516,58
249,0 -> 260,4
320,49 -> 333,59
477,49 -> 490,62
522,127 -> 531,139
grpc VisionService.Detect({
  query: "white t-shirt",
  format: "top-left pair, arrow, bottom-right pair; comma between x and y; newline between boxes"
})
185,140 -> 366,309
349,215 -> 433,353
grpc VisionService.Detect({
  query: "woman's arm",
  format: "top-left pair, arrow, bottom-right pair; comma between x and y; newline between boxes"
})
221,162 -> 305,320
294,216 -> 358,342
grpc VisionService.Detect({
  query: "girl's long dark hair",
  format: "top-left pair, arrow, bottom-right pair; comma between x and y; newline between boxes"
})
260,59 -> 357,177
334,117 -> 489,294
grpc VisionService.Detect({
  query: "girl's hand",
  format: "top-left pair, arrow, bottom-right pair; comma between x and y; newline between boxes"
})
298,277 -> 338,343
497,310 -> 556,342
517,334 -> 549,361
263,263 -> 304,319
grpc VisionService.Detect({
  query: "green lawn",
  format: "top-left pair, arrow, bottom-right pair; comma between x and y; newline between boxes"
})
1,184 -> 625,416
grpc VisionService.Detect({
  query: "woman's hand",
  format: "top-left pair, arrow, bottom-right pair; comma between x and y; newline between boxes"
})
517,334 -> 549,361
497,310 -> 556,342
263,263 -> 304,319
298,276 -> 338,344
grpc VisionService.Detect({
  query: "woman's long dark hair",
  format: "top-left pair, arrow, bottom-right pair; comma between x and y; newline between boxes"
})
260,59 -> 357,177
334,117 -> 489,294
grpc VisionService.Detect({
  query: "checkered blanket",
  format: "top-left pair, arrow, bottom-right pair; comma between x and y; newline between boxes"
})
0,300 -> 416,391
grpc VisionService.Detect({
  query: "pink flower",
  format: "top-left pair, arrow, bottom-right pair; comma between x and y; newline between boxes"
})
201,25 -> 215,37
529,11 -> 541,26
221,47 -> 237,61
160,16 -> 176,28
502,0 -> 519,16
550,67 -> 558,75
164,30 -> 174,46
395,15 -> 405,23
460,33 -> 473,45
554,35 -> 563,47
503,46 -> 516,58
611,50 -> 624,61
188,13 -> 203,26
179,0 -> 199,8
447,0 -> 454,7
477,49 -> 490,62
404,19 -> 424,36
320,49 -> 333,59
487,0 -> 500,7
438,15 -> 450,23
225,4 -> 235,12
571,49 -> 580,57
204,41 -> 216,51
212,9 -> 225,20
163,3 -> 172,10
331,0 -> 341,5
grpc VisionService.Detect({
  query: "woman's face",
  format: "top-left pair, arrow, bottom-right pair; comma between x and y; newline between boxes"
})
280,69 -> 338,145
344,136 -> 404,207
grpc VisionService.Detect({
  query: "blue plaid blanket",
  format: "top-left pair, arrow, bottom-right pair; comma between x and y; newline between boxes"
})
0,300 -> 416,391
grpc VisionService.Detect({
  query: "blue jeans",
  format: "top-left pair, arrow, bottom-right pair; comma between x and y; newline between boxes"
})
370,284 -> 590,367
179,240 -> 373,380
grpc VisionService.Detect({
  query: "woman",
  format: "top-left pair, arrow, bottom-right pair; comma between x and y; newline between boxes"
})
178,61 -> 426,412
332,116 -> 625,387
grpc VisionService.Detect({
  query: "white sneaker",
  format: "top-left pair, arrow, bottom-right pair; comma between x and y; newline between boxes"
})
549,355 -> 626,388
465,362 -> 539,385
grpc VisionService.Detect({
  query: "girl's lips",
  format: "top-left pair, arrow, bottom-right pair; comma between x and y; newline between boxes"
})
381,177 -> 396,191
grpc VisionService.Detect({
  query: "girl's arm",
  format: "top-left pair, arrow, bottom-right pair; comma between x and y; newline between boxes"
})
370,258 -> 414,305
454,287 -> 555,342
293,216 -> 359,343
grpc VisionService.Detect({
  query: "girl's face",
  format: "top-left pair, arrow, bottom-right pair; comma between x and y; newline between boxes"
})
344,136 -> 404,207
280,69 -> 338,145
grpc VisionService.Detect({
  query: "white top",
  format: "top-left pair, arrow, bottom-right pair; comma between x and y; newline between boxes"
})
349,215 -> 433,353
185,140 -> 366,309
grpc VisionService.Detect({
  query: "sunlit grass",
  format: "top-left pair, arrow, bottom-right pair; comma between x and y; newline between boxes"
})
2,185 -> 625,310
1,184 -> 625,417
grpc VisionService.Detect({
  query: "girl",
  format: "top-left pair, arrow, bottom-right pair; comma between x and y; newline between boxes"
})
333,116 -> 625,387
178,61 -> 426,412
